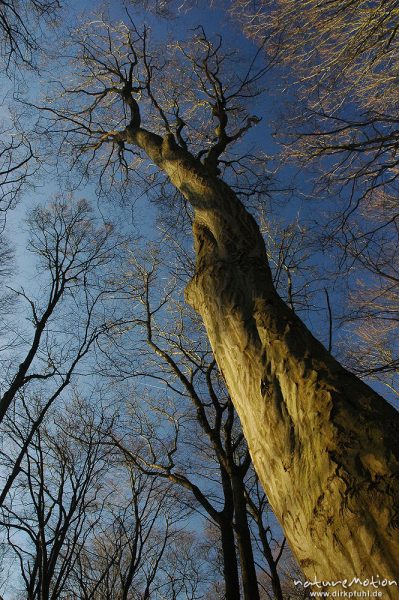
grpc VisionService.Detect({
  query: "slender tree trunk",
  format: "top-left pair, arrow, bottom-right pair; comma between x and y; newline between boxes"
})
129,129 -> 399,595
219,514 -> 241,600
219,466 -> 241,600
255,514 -> 284,600
231,472 -> 260,600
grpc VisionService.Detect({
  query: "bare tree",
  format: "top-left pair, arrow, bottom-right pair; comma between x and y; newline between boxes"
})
70,464 -> 182,600
1,388 -> 215,600
330,197 -> 399,394
34,15 -> 399,593
0,127 -> 35,224
0,197 -> 123,425
233,0 -> 399,197
0,196 -> 128,515
0,0 -> 61,73
0,396 -> 112,600
0,0 -> 60,232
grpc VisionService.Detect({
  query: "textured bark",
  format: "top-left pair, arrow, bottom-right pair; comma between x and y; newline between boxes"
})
128,128 -> 399,594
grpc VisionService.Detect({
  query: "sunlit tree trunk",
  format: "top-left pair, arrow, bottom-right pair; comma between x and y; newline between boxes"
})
127,128 -> 399,594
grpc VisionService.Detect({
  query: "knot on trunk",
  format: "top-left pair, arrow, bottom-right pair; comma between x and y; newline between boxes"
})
185,221 -> 218,311
193,220 -> 217,257
162,132 -> 179,158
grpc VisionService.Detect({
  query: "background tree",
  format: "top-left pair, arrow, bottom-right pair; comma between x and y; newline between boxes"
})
0,397 -> 111,600
0,196 -> 128,514
0,393 -> 203,600
0,197 -> 123,425
232,0 -> 399,196
0,0 -> 61,74
68,456 -> 187,600
0,0 -> 61,267
0,129 -> 35,225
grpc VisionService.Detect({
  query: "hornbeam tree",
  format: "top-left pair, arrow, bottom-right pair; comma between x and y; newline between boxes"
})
38,18 -> 399,592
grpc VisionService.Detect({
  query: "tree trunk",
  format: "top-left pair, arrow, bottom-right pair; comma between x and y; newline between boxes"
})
255,515 -> 284,600
219,514 -> 242,600
231,472 -> 260,600
130,129 -> 399,595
